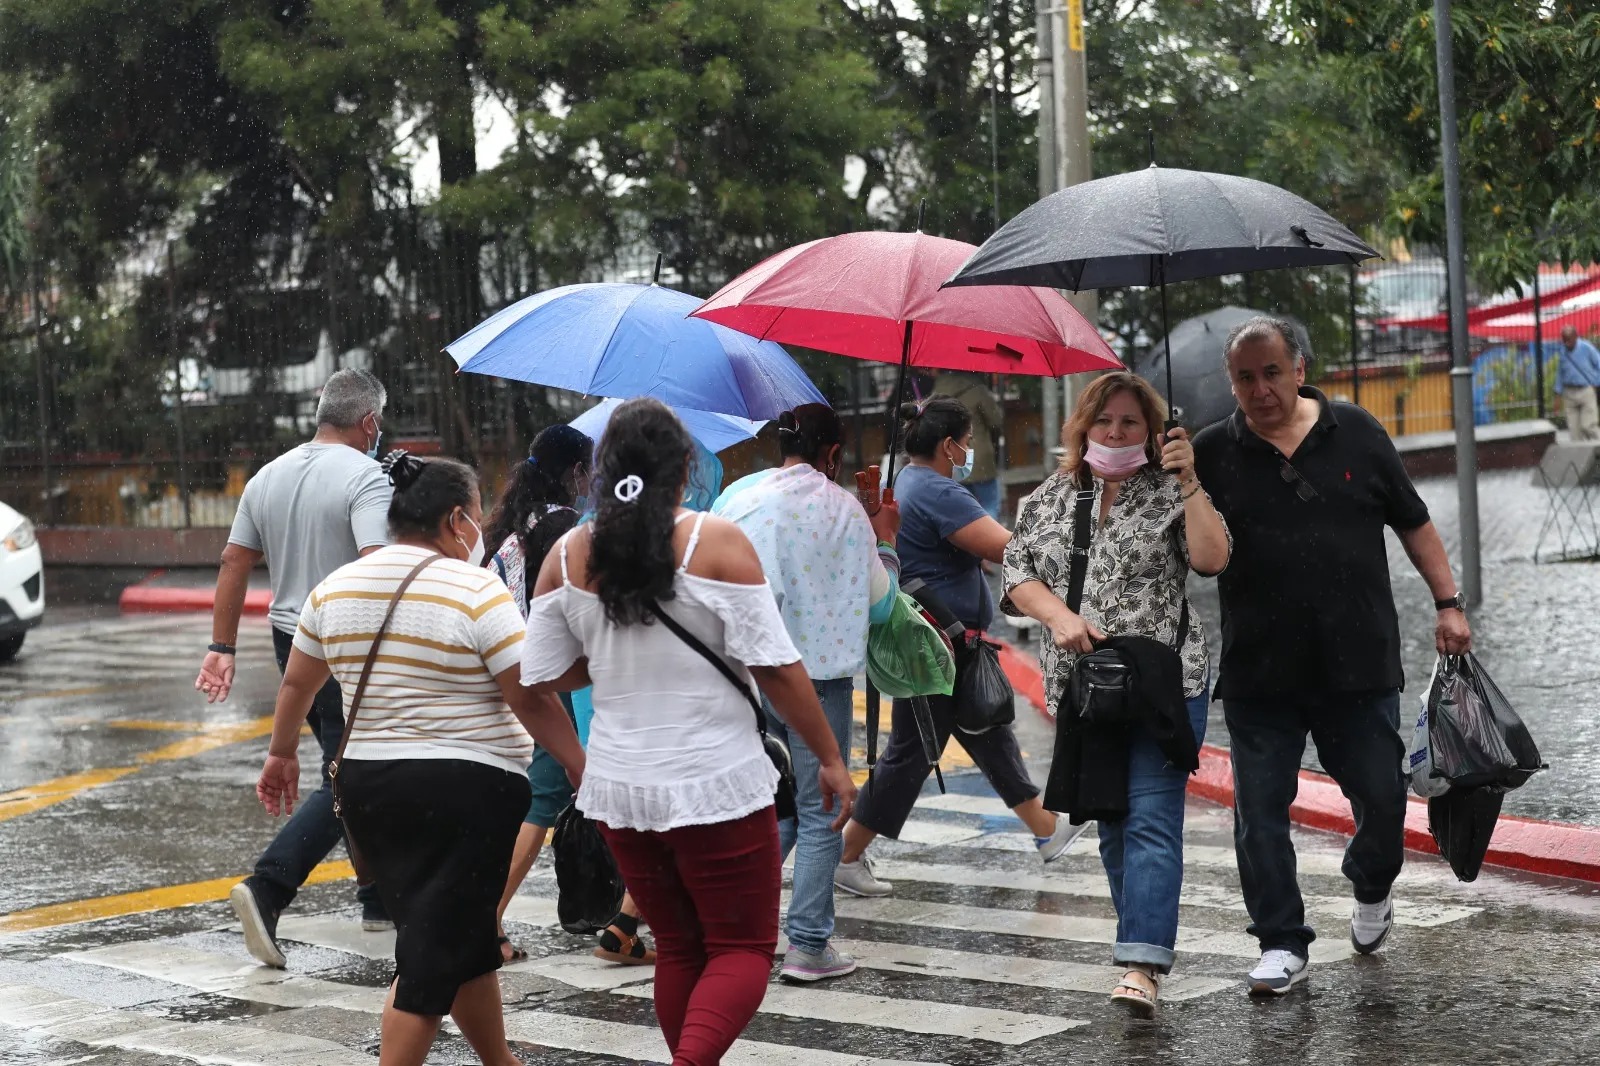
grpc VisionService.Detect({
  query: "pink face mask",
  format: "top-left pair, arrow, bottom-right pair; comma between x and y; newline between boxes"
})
1084,439 -> 1149,479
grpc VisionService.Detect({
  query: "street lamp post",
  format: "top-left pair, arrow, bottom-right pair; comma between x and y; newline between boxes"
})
1433,0 -> 1481,606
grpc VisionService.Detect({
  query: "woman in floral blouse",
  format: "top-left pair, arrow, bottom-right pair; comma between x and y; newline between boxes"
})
1003,371 -> 1230,1019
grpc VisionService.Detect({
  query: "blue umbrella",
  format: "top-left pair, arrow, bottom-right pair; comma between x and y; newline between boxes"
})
570,398 -> 766,455
446,283 -> 825,421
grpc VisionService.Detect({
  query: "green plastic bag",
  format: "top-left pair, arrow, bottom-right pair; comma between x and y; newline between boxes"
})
866,591 -> 956,698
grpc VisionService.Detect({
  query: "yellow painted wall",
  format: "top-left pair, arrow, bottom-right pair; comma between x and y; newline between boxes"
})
1320,361 -> 1455,437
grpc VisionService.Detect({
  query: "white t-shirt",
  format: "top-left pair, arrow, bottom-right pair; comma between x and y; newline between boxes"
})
294,545 -> 532,775
521,515 -> 801,831
229,442 -> 392,633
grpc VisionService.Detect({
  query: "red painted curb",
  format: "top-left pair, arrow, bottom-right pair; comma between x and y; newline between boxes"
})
119,586 -> 272,615
997,635 -> 1600,884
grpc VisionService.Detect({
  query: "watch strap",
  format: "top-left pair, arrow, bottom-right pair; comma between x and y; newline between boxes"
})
208,642 -> 237,655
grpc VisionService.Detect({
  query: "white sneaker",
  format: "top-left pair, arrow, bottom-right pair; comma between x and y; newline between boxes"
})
834,856 -> 893,898
1247,949 -> 1308,996
780,944 -> 858,983
1036,816 -> 1093,863
1351,892 -> 1394,954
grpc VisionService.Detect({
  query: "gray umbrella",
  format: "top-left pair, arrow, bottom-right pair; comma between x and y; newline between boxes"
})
1134,306 -> 1314,430
944,164 -> 1378,418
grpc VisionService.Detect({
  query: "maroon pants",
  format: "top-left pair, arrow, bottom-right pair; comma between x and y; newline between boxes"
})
599,808 -> 779,1065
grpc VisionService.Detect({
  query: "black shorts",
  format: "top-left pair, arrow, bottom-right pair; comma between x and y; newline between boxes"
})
339,758 -> 531,1015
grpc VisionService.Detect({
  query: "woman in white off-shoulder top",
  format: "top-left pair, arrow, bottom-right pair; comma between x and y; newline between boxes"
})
521,399 -> 856,1066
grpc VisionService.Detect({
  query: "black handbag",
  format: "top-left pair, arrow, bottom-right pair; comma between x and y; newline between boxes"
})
1063,479 -> 1187,727
646,601 -> 799,820
903,577 -> 1014,735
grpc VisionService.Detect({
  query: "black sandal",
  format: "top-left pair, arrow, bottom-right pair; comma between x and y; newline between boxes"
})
593,924 -> 656,966
498,935 -> 529,963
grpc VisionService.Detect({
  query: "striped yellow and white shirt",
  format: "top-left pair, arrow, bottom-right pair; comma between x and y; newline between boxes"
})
294,544 -> 533,775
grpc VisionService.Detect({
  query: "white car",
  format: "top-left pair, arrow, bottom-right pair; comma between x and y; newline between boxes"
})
0,500 -> 43,662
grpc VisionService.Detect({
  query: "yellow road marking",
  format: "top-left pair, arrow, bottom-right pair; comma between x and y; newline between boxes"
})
0,716 -> 277,825
16,683 -> 147,701
0,861 -> 356,935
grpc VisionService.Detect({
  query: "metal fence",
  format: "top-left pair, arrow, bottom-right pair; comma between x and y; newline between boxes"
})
0,220 -> 666,528
0,243 -> 1582,530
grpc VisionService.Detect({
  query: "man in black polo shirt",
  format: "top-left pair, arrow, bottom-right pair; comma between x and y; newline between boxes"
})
1193,316 -> 1471,997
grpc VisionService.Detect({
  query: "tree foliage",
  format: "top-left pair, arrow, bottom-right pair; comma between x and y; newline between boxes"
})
1285,0 -> 1600,290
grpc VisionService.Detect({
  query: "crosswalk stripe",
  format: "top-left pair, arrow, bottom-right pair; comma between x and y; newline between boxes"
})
49,943 -> 951,1066
614,981 -> 1083,1044
870,859 -> 1481,927
0,980 -> 377,1065
826,938 -> 1232,1001
833,896 -> 1356,964
913,793 -> 1013,818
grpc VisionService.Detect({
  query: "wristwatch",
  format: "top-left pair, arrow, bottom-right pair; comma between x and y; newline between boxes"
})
1434,593 -> 1465,612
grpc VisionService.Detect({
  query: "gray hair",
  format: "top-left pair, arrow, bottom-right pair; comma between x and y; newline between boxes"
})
1223,316 -> 1305,368
315,368 -> 387,428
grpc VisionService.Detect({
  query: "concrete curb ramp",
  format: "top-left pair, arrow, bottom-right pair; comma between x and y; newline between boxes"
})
995,636 -> 1600,885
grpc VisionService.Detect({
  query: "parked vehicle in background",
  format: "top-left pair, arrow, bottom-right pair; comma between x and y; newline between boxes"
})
0,500 -> 44,662
1361,260 -> 1457,356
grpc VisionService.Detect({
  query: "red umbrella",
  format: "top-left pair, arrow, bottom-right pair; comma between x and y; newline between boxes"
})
692,229 -> 1120,481
693,230 -> 1118,376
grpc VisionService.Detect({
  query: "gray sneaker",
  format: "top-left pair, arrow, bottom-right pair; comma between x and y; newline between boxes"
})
833,856 -> 893,898
1037,816 -> 1094,863
229,881 -> 286,969
780,944 -> 858,983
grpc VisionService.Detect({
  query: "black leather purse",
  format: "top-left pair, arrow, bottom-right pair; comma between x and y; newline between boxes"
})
646,601 -> 799,820
1064,479 -> 1187,727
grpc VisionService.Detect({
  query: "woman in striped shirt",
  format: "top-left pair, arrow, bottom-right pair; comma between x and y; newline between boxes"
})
257,452 -> 584,1066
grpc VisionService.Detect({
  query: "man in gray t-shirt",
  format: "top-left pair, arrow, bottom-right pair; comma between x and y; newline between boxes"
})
194,368 -> 392,968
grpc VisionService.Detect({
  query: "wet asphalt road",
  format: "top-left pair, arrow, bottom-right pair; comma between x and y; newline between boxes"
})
5,608 -> 1600,1064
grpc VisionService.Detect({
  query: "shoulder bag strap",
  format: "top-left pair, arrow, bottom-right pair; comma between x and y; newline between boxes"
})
646,600 -> 769,738
1066,475 -> 1096,615
331,553 -> 444,779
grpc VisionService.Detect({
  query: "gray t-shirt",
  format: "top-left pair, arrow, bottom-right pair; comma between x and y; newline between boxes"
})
228,442 -> 393,633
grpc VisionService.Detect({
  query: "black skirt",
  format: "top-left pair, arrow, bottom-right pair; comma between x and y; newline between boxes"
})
339,757 -> 531,1015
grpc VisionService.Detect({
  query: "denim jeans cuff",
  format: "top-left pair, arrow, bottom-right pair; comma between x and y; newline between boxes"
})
1112,941 -> 1176,974
785,934 -> 829,957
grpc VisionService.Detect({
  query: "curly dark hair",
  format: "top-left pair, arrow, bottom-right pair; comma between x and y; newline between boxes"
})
483,424 -> 593,570
899,397 -> 971,458
588,398 -> 694,627
382,451 -> 479,539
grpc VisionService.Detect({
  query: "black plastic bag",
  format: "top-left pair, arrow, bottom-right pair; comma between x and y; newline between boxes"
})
1428,786 -> 1505,882
953,634 -> 1016,735
551,802 -> 625,935
1428,653 -> 1543,791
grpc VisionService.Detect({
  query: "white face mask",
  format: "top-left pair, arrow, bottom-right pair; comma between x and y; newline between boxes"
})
458,512 -> 485,568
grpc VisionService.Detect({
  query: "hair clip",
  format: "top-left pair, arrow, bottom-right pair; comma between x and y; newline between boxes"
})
613,474 -> 645,503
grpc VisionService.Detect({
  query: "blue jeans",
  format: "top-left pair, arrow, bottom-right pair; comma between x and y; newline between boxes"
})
765,677 -> 854,956
966,478 -> 1003,523
254,627 -> 380,914
1223,688 -> 1406,956
1096,687 -> 1210,974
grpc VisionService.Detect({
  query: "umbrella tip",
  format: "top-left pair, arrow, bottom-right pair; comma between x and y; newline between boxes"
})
1147,127 -> 1157,167
915,198 -> 927,234
652,252 -> 663,285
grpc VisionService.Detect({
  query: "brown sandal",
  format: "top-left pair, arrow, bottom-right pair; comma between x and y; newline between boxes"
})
593,924 -> 656,966
498,936 -> 528,963
1110,968 -> 1160,1019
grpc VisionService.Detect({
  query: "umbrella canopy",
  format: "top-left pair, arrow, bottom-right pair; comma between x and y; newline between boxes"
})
570,397 -> 766,455
691,231 -> 1120,377
1135,306 -> 1313,430
944,166 -> 1380,292
446,283 -> 824,421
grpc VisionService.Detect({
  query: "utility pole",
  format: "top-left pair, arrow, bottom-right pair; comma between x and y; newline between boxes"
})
1433,0 -> 1481,605
1043,3 -> 1094,428
1036,0 -> 1060,466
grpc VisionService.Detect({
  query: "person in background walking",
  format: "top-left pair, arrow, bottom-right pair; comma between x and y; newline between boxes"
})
1003,372 -> 1230,1018
256,451 -> 585,1066
932,370 -> 1006,522
196,367 -> 393,966
837,397 -> 1085,900
713,403 -> 901,984
485,423 -> 654,967
522,398 -> 856,1066
1556,324 -> 1600,442
1193,316 -> 1471,996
